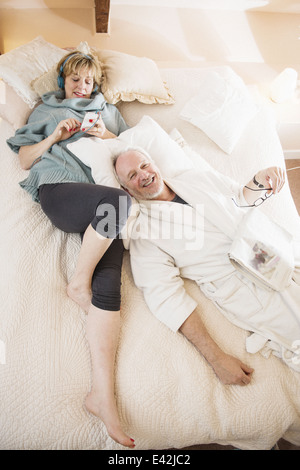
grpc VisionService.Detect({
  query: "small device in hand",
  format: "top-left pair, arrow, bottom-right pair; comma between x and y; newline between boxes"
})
80,112 -> 100,132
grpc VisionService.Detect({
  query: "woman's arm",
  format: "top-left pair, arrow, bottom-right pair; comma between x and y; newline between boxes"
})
18,118 -> 81,170
18,134 -> 57,170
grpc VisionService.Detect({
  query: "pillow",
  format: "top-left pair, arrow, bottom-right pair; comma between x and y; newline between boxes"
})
169,127 -> 214,173
94,49 -> 175,105
0,81 -> 34,129
0,36 -> 66,108
0,79 -> 4,104
179,68 -> 258,154
31,67 -> 59,98
32,44 -> 174,106
67,115 -> 193,188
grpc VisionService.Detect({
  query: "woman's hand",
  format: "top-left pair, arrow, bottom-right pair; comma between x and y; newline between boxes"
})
18,119 -> 80,171
85,115 -> 116,139
51,118 -> 81,143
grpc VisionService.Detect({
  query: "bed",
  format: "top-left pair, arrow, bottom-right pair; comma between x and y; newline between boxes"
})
0,37 -> 300,451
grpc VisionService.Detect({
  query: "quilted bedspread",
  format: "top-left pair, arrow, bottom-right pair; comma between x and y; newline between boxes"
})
1,68 -> 300,450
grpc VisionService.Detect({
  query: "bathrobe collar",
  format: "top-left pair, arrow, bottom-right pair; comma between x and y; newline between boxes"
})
42,90 -> 107,112
136,169 -> 246,240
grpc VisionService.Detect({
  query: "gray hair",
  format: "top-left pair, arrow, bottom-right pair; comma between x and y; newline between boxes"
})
111,146 -> 153,187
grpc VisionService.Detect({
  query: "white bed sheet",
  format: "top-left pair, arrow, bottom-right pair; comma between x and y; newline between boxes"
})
1,67 -> 300,451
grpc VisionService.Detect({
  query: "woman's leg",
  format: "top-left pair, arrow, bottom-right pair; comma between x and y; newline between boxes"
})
83,237 -> 134,446
39,183 -> 134,448
39,182 -> 131,313
85,305 -> 135,447
67,224 -> 113,312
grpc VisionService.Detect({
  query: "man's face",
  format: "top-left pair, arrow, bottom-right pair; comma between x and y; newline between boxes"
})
115,150 -> 164,200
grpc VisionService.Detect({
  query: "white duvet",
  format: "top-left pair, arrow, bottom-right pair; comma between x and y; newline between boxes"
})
1,68 -> 300,450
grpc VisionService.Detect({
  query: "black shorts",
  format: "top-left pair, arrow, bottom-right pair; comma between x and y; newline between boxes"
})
39,182 -> 132,311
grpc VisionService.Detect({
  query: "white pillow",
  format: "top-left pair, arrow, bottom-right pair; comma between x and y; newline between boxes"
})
179,68 -> 258,154
0,81 -> 33,129
0,36 -> 66,108
67,115 -> 193,187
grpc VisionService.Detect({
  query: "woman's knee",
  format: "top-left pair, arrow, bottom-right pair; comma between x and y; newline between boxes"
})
92,188 -> 132,238
91,266 -> 122,311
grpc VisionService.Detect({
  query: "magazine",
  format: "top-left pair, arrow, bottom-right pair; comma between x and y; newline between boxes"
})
229,209 -> 294,292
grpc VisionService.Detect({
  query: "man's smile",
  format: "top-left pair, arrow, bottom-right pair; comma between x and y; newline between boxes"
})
143,176 -> 155,188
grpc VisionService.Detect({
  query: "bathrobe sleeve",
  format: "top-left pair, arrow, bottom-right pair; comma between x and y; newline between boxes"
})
6,106 -> 57,154
100,101 -> 130,136
130,238 -> 198,332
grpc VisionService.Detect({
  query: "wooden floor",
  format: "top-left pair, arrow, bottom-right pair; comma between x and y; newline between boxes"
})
285,159 -> 300,215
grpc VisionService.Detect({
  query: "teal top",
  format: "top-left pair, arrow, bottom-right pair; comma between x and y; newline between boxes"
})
7,90 -> 129,202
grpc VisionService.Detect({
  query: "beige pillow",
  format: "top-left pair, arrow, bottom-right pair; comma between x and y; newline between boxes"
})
32,48 -> 174,106
31,67 -> 58,98
94,49 -> 174,105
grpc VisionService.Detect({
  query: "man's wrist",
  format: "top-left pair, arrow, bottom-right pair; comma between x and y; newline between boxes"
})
253,174 -> 265,188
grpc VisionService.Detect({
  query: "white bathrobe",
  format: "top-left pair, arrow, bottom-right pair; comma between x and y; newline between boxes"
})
126,169 -> 300,371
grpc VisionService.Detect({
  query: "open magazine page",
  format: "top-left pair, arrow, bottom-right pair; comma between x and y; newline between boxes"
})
229,209 -> 294,291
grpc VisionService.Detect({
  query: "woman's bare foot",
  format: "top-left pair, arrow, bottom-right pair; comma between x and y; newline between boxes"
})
85,390 -> 135,448
67,280 -> 92,313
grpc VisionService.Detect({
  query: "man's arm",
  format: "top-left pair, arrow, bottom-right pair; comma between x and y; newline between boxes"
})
180,310 -> 253,385
130,241 -> 254,386
243,166 -> 285,205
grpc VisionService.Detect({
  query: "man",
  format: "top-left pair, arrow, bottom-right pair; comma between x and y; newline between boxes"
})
113,148 -> 300,385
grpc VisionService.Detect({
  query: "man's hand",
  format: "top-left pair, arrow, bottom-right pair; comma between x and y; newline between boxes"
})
180,310 -> 254,386
252,166 -> 285,194
210,353 -> 254,386
242,166 -> 285,206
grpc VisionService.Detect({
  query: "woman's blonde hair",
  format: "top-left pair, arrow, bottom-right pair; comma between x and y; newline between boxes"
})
56,51 -> 103,91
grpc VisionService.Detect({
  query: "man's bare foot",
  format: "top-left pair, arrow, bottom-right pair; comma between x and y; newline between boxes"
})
67,280 -> 92,313
85,390 -> 135,448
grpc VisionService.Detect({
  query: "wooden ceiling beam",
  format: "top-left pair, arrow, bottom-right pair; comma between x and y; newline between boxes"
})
95,0 -> 110,33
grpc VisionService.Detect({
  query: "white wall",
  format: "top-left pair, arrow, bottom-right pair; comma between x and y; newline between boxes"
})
0,1 -> 299,76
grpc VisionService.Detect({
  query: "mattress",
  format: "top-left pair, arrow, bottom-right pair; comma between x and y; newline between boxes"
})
0,67 -> 300,451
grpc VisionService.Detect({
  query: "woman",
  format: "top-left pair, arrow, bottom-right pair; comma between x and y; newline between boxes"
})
7,51 -> 135,448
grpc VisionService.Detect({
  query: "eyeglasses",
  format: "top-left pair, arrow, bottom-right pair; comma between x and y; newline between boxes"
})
232,186 -> 273,208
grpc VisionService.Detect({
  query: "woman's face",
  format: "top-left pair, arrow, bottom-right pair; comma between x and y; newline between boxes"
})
64,67 -> 95,99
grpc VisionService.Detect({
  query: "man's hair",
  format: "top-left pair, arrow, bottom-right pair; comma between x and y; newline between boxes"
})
112,146 -> 153,187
